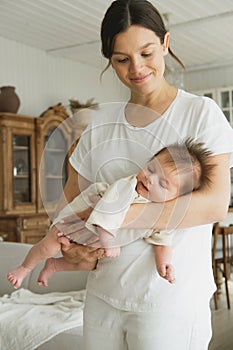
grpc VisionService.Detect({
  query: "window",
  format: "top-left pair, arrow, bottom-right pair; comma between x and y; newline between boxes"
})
218,88 -> 233,125
194,86 -> 233,127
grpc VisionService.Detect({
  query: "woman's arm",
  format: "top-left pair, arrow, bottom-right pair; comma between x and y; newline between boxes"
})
123,154 -> 231,231
53,165 -> 105,263
54,165 -> 91,216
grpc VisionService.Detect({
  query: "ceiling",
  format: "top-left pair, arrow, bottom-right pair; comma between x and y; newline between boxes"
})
0,0 -> 233,72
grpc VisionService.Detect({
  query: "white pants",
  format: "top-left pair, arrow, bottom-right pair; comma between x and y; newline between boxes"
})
83,292 -> 212,350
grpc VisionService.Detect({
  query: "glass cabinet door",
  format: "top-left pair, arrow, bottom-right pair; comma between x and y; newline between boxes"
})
13,135 -> 32,204
41,128 -> 68,212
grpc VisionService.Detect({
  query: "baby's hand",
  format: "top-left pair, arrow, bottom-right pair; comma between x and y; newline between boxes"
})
157,263 -> 176,284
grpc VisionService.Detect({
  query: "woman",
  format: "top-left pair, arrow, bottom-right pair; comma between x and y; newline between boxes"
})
55,1 -> 233,349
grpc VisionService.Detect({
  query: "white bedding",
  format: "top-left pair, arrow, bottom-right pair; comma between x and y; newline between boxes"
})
0,288 -> 85,350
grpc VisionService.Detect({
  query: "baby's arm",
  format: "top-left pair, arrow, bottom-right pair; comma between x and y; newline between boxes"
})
145,230 -> 175,284
52,183 -> 104,226
7,226 -> 61,289
153,245 -> 175,284
86,176 -> 137,240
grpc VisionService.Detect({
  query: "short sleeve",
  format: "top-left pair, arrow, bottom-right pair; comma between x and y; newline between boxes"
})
69,126 -> 93,181
195,98 -> 233,166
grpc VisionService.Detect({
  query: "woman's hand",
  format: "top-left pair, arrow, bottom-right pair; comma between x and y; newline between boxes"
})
54,206 -> 94,237
58,235 -> 105,264
55,198 -> 105,265
54,191 -> 102,239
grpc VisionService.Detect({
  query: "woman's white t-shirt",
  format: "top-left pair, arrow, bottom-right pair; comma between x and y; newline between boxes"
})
70,89 -> 233,312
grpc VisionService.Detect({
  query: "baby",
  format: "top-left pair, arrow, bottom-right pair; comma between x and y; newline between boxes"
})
7,139 -> 214,288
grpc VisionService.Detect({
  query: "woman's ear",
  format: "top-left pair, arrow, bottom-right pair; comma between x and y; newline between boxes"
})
162,32 -> 170,55
110,58 -> 115,70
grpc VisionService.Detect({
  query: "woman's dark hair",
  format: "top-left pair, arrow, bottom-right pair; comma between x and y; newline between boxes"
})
101,0 -> 184,74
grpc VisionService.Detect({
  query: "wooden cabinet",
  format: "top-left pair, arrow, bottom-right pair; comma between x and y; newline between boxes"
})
0,112 -> 83,244
0,214 -> 51,243
0,113 -> 36,214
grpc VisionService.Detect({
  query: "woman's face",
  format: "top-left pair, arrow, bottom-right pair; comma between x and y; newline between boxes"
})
110,25 -> 170,97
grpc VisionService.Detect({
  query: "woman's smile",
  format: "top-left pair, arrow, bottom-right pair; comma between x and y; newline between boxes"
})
130,72 -> 153,83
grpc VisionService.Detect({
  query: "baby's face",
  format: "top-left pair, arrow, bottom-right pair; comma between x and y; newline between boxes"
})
136,154 -> 179,202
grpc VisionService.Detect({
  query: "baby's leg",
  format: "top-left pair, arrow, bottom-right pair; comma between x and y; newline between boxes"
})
38,256 -> 97,287
7,226 -> 61,289
153,245 -> 175,284
97,227 -> 120,258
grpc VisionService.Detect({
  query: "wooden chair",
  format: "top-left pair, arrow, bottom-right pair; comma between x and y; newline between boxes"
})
212,223 -> 233,309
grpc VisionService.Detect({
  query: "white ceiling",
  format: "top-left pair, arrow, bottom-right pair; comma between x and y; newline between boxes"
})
0,0 -> 233,72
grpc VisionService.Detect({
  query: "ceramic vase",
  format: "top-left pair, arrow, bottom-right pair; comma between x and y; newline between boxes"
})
0,86 -> 20,113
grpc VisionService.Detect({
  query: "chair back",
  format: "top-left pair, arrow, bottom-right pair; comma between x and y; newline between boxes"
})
212,223 -> 233,309
222,226 -> 233,279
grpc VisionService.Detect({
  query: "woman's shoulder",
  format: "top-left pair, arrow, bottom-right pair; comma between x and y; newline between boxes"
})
176,89 -> 224,119
178,89 -> 217,108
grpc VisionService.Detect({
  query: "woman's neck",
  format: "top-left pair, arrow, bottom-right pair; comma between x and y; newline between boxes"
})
126,82 -> 178,127
129,82 -> 177,112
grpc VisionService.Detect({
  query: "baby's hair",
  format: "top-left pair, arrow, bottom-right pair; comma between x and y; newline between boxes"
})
152,139 -> 215,196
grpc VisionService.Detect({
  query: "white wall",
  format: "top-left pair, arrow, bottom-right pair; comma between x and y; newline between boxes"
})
184,63 -> 233,92
3,33 -> 232,114
0,36 -> 129,116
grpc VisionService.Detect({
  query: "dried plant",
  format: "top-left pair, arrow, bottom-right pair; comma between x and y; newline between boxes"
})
69,98 -> 98,114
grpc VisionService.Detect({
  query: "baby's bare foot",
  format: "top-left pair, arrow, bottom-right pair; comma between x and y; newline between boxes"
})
7,265 -> 31,289
104,247 -> 121,258
37,258 -> 57,287
98,228 -> 120,258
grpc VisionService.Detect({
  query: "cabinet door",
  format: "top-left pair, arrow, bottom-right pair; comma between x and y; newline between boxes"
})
5,127 -> 36,214
37,117 -> 73,218
43,127 -> 68,211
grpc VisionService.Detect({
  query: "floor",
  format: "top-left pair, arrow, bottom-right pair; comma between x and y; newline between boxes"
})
209,281 -> 233,350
